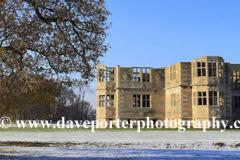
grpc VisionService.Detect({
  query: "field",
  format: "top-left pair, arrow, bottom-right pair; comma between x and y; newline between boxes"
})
0,126 -> 240,159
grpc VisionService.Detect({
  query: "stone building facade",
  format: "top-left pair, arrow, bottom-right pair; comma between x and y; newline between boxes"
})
96,56 -> 240,126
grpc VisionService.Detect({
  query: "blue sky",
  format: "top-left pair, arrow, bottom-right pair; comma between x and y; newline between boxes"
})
84,0 -> 240,108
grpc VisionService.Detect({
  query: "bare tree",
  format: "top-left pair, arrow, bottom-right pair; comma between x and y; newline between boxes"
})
54,82 -> 95,121
55,85 -> 76,121
74,80 -> 94,120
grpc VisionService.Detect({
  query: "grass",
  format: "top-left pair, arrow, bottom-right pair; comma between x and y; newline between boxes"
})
213,142 -> 225,147
235,143 -> 240,147
0,141 -> 83,147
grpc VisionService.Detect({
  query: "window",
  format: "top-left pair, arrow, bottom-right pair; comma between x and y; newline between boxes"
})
219,92 -> 224,106
218,62 -> 224,78
233,70 -> 240,84
170,65 -> 176,80
99,95 -> 105,107
98,69 -> 105,82
107,95 -> 114,107
142,95 -> 150,107
133,68 -> 141,82
107,68 -> 114,82
232,96 -> 240,109
209,91 -> 217,105
193,92 -> 196,106
208,61 -> 217,77
198,92 -> 206,105
142,68 -> 150,82
208,91 -> 224,106
133,68 -> 151,82
197,61 -> 206,77
133,95 -> 150,107
133,95 -> 141,107
170,94 -> 176,107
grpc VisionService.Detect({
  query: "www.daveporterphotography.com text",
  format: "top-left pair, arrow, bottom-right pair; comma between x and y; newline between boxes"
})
1,117 -> 238,132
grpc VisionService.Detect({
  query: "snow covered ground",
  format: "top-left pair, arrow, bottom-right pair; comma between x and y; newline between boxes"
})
1,147 -> 240,159
1,129 -> 240,159
1,128 -> 240,142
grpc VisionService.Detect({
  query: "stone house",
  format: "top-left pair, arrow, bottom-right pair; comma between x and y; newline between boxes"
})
96,56 -> 240,126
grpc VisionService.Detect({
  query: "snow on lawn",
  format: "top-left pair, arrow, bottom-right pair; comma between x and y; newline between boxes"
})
1,147 -> 240,159
1,129 -> 240,159
0,129 -> 240,143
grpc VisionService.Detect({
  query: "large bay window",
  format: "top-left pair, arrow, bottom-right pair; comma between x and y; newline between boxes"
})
99,95 -> 105,107
194,91 -> 224,106
133,95 -> 150,107
133,95 -> 141,107
197,61 -> 206,77
232,96 -> 240,109
209,91 -> 217,105
99,95 -> 114,107
133,68 -> 141,82
107,95 -> 114,107
133,68 -> 150,82
142,68 -> 150,82
198,91 -> 207,105
98,69 -> 105,82
106,68 -> 115,82
233,70 -> 240,84
142,95 -> 150,107
208,61 -> 217,77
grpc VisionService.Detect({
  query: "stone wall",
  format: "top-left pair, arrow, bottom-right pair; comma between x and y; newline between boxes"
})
96,56 -> 240,128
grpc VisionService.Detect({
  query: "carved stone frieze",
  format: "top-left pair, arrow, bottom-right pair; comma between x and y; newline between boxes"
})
123,73 -> 129,80
139,111 -> 144,116
210,78 -> 217,84
155,74 -> 162,81
140,83 -> 146,88
210,108 -> 220,117
108,111 -> 113,116
108,110 -> 115,117
108,84 -> 114,88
